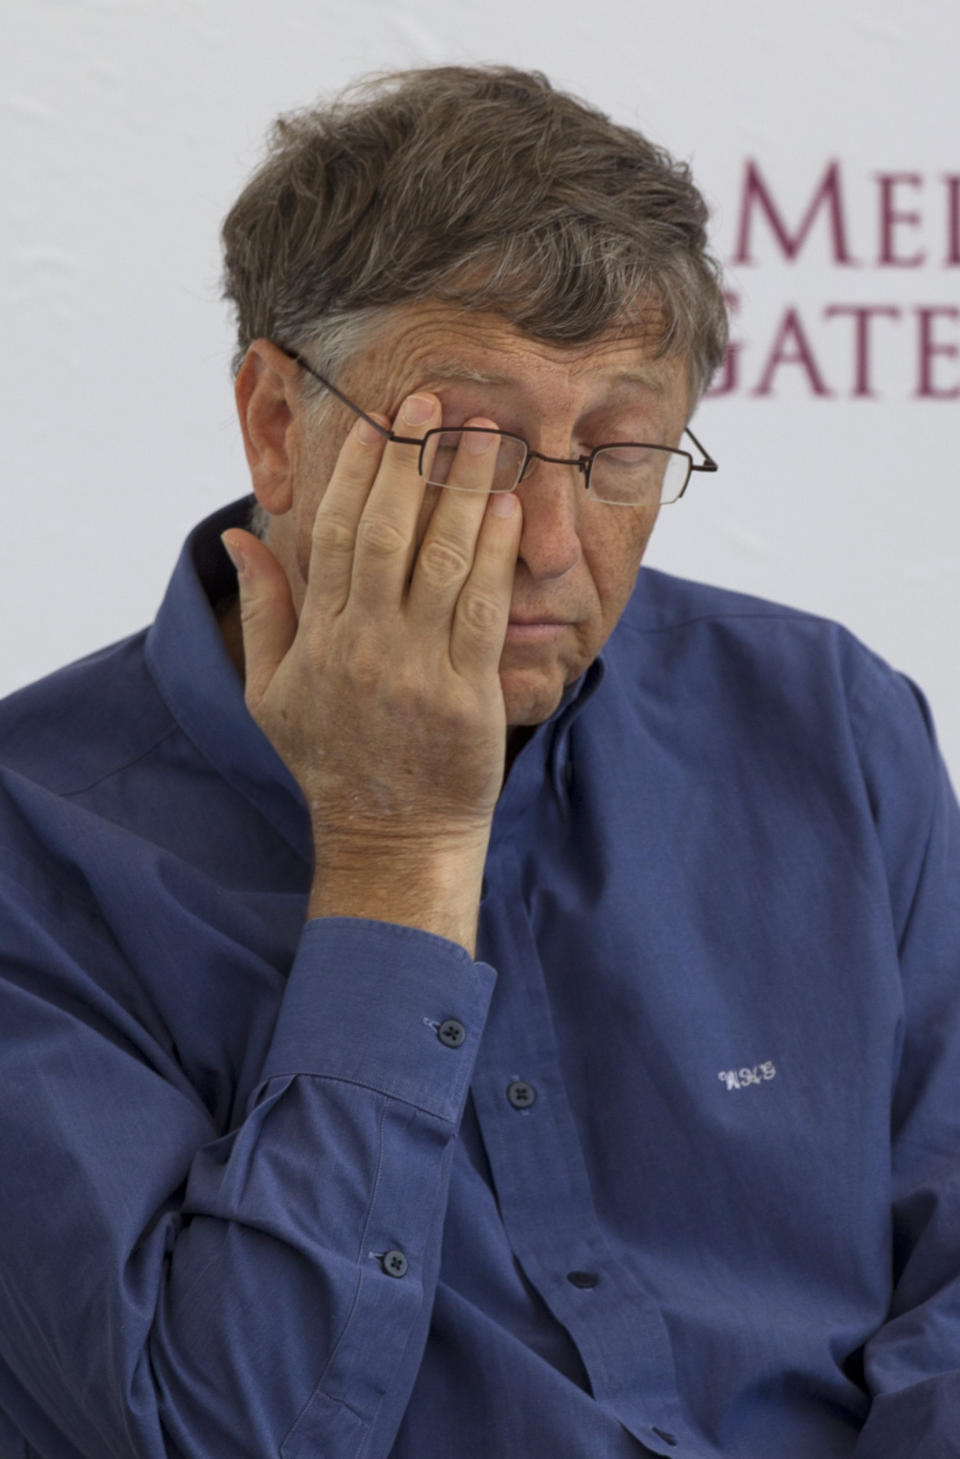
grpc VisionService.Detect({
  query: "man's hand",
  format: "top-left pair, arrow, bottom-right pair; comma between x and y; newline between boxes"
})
222,390 -> 523,904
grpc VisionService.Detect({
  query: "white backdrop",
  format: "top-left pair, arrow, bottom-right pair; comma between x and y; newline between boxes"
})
4,0 -> 959,777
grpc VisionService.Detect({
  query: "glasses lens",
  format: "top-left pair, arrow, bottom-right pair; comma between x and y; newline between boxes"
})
424,430 -> 525,493
590,446 -> 690,505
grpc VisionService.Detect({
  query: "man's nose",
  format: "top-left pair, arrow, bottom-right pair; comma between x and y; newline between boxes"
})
513,456 -> 583,580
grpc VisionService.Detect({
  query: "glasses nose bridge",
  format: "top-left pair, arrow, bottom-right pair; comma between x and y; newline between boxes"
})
519,446 -> 589,487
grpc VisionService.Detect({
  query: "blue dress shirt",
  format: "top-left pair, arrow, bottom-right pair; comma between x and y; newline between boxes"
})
1,495 -> 959,1459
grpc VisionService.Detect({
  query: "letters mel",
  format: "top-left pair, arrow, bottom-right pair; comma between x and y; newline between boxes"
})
707,161 -> 960,400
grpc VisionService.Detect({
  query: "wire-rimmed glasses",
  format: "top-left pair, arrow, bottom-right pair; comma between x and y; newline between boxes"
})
279,345 -> 718,506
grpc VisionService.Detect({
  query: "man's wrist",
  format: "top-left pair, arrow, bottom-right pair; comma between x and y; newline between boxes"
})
307,837 -> 489,958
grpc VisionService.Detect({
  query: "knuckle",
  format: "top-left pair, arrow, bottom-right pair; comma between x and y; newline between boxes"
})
356,514 -> 408,558
311,511 -> 356,554
418,536 -> 470,585
338,452 -> 380,489
426,684 -> 471,733
324,645 -> 379,692
341,627 -> 386,684
348,652 -> 383,687
458,589 -> 502,633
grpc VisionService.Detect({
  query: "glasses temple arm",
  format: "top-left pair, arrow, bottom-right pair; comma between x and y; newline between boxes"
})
685,426 -> 718,473
278,347 -> 406,441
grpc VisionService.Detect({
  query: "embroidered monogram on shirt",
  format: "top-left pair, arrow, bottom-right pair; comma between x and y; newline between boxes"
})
718,1062 -> 776,1091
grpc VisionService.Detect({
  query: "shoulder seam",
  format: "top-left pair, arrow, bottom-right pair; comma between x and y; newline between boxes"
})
853,669 -> 918,765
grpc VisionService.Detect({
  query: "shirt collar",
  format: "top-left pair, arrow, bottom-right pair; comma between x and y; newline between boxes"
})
145,496 -> 606,854
145,497 -> 313,859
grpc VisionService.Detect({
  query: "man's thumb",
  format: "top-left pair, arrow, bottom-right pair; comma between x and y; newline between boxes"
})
220,529 -> 297,706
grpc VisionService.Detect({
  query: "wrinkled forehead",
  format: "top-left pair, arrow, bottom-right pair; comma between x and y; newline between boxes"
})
347,300 -> 691,411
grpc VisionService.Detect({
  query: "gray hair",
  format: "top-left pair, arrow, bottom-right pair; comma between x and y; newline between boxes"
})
220,65 -> 728,537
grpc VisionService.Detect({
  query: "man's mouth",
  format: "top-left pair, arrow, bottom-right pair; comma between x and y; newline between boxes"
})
505,621 -> 568,640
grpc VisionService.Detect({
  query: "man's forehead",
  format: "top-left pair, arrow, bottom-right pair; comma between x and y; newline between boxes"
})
420,355 -> 671,395
365,302 -> 682,396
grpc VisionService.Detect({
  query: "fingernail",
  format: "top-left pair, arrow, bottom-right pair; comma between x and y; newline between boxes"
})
357,417 -> 380,444
221,533 -> 247,578
401,394 -> 434,425
491,492 -> 517,517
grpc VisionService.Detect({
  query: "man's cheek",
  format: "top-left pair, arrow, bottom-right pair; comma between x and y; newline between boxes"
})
627,504 -> 660,567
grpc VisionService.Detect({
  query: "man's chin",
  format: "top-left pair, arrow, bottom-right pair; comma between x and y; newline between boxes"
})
500,664 -> 568,731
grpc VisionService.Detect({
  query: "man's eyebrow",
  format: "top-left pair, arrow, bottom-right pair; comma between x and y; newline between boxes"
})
425,359 -> 666,393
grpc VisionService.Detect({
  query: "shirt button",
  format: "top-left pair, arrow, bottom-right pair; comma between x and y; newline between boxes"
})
566,1270 -> 599,1289
381,1250 -> 408,1278
437,1019 -> 466,1049
650,1428 -> 678,1447
507,1080 -> 536,1109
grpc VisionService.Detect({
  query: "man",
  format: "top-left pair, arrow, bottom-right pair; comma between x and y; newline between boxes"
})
0,64 -> 958,1459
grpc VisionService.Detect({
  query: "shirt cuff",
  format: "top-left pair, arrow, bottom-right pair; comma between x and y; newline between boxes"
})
259,917 -> 497,1125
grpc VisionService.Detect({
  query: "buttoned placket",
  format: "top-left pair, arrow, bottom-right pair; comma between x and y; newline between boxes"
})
472,760 -> 686,1453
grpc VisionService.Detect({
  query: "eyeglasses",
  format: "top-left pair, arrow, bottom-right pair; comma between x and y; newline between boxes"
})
278,345 -> 718,507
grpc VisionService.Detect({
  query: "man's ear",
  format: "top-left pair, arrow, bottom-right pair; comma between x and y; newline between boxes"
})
234,339 -> 303,515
